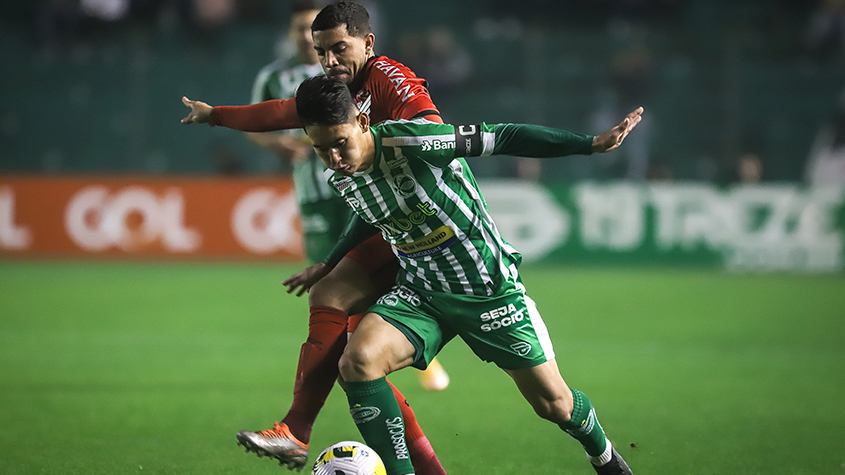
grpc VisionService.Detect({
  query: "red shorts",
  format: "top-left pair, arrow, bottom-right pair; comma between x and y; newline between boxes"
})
343,233 -> 396,274
344,234 -> 400,333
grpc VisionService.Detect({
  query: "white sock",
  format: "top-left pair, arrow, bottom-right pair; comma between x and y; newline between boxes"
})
589,438 -> 613,466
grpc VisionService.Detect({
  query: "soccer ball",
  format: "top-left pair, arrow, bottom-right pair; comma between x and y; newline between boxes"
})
311,441 -> 386,475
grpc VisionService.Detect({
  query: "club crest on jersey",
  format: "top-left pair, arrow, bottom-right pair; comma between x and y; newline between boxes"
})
392,174 -> 417,198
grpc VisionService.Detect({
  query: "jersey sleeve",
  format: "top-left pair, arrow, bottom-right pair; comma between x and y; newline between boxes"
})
368,57 -> 442,124
454,123 -> 594,158
321,214 -> 380,268
211,99 -> 302,132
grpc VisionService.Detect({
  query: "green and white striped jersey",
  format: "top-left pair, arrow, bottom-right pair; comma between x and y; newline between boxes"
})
251,56 -> 332,205
325,119 -> 594,296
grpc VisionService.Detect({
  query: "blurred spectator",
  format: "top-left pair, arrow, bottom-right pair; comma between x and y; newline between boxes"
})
646,158 -> 673,182
737,152 -> 763,183
80,0 -> 130,22
591,32 -> 654,181
805,89 -> 845,185
805,0 -> 845,61
399,27 -> 473,100
192,0 -> 235,30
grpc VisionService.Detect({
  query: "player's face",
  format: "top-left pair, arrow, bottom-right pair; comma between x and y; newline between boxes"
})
306,112 -> 374,176
312,25 -> 375,84
290,10 -> 320,64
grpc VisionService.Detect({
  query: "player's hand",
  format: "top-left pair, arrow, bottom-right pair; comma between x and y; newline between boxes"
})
592,107 -> 644,153
180,96 -> 215,126
283,262 -> 332,297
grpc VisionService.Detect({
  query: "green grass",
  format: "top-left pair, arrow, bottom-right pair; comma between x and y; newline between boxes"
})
1,261 -> 844,474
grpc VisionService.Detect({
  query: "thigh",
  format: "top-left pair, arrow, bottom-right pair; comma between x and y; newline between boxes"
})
309,235 -> 398,314
342,312 -> 417,381
309,257 -> 385,314
369,285 -> 453,370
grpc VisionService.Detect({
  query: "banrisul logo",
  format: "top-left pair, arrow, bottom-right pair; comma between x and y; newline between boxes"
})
420,138 -> 455,152
350,405 -> 381,425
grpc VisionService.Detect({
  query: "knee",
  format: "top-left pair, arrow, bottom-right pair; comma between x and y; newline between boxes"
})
533,390 -> 574,424
338,342 -> 385,382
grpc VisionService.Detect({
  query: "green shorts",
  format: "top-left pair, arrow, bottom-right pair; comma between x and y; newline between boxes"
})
369,277 -> 555,370
298,198 -> 353,263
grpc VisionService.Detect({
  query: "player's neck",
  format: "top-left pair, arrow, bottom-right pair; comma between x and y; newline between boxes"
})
359,130 -> 376,172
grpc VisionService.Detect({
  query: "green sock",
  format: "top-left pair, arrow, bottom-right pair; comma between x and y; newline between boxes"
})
345,378 -> 415,475
559,389 -> 610,459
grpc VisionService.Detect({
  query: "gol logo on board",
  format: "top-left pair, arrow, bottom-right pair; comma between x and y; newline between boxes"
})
65,186 -> 201,252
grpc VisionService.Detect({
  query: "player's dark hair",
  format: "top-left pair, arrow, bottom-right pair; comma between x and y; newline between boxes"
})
292,0 -> 325,14
311,1 -> 372,37
295,75 -> 357,126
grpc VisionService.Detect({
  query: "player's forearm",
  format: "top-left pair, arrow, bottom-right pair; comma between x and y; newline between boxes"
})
212,99 -> 301,132
321,214 -> 380,268
491,123 -> 594,158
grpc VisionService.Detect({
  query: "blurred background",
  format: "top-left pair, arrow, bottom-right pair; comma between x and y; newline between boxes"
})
1,0 -> 844,182
0,0 -> 844,270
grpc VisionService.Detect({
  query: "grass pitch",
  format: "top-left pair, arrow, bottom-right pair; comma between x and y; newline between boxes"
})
1,261 -> 844,474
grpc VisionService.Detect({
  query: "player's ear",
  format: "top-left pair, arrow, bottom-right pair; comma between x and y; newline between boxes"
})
357,111 -> 370,131
364,33 -> 375,55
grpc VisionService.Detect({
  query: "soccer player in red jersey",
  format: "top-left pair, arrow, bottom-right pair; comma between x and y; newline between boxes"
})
182,2 -> 447,473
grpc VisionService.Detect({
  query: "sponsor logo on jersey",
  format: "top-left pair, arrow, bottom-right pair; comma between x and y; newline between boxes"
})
374,201 -> 437,236
387,156 -> 408,170
421,139 -> 456,152
392,174 -> 417,198
350,405 -> 382,425
394,225 -> 457,259
372,60 -> 417,102
333,177 -> 354,193
479,303 -> 526,332
377,285 -> 422,307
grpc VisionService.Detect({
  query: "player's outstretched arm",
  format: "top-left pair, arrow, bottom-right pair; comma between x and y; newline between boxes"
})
591,107 -> 644,153
181,96 -> 216,126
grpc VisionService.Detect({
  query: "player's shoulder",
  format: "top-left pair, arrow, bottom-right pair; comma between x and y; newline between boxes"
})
374,119 -> 456,152
368,55 -> 419,77
376,118 -> 450,134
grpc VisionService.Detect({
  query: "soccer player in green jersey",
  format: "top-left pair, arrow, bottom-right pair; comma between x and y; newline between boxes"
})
245,0 -> 349,264
293,75 -> 642,475
228,3 -> 449,473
